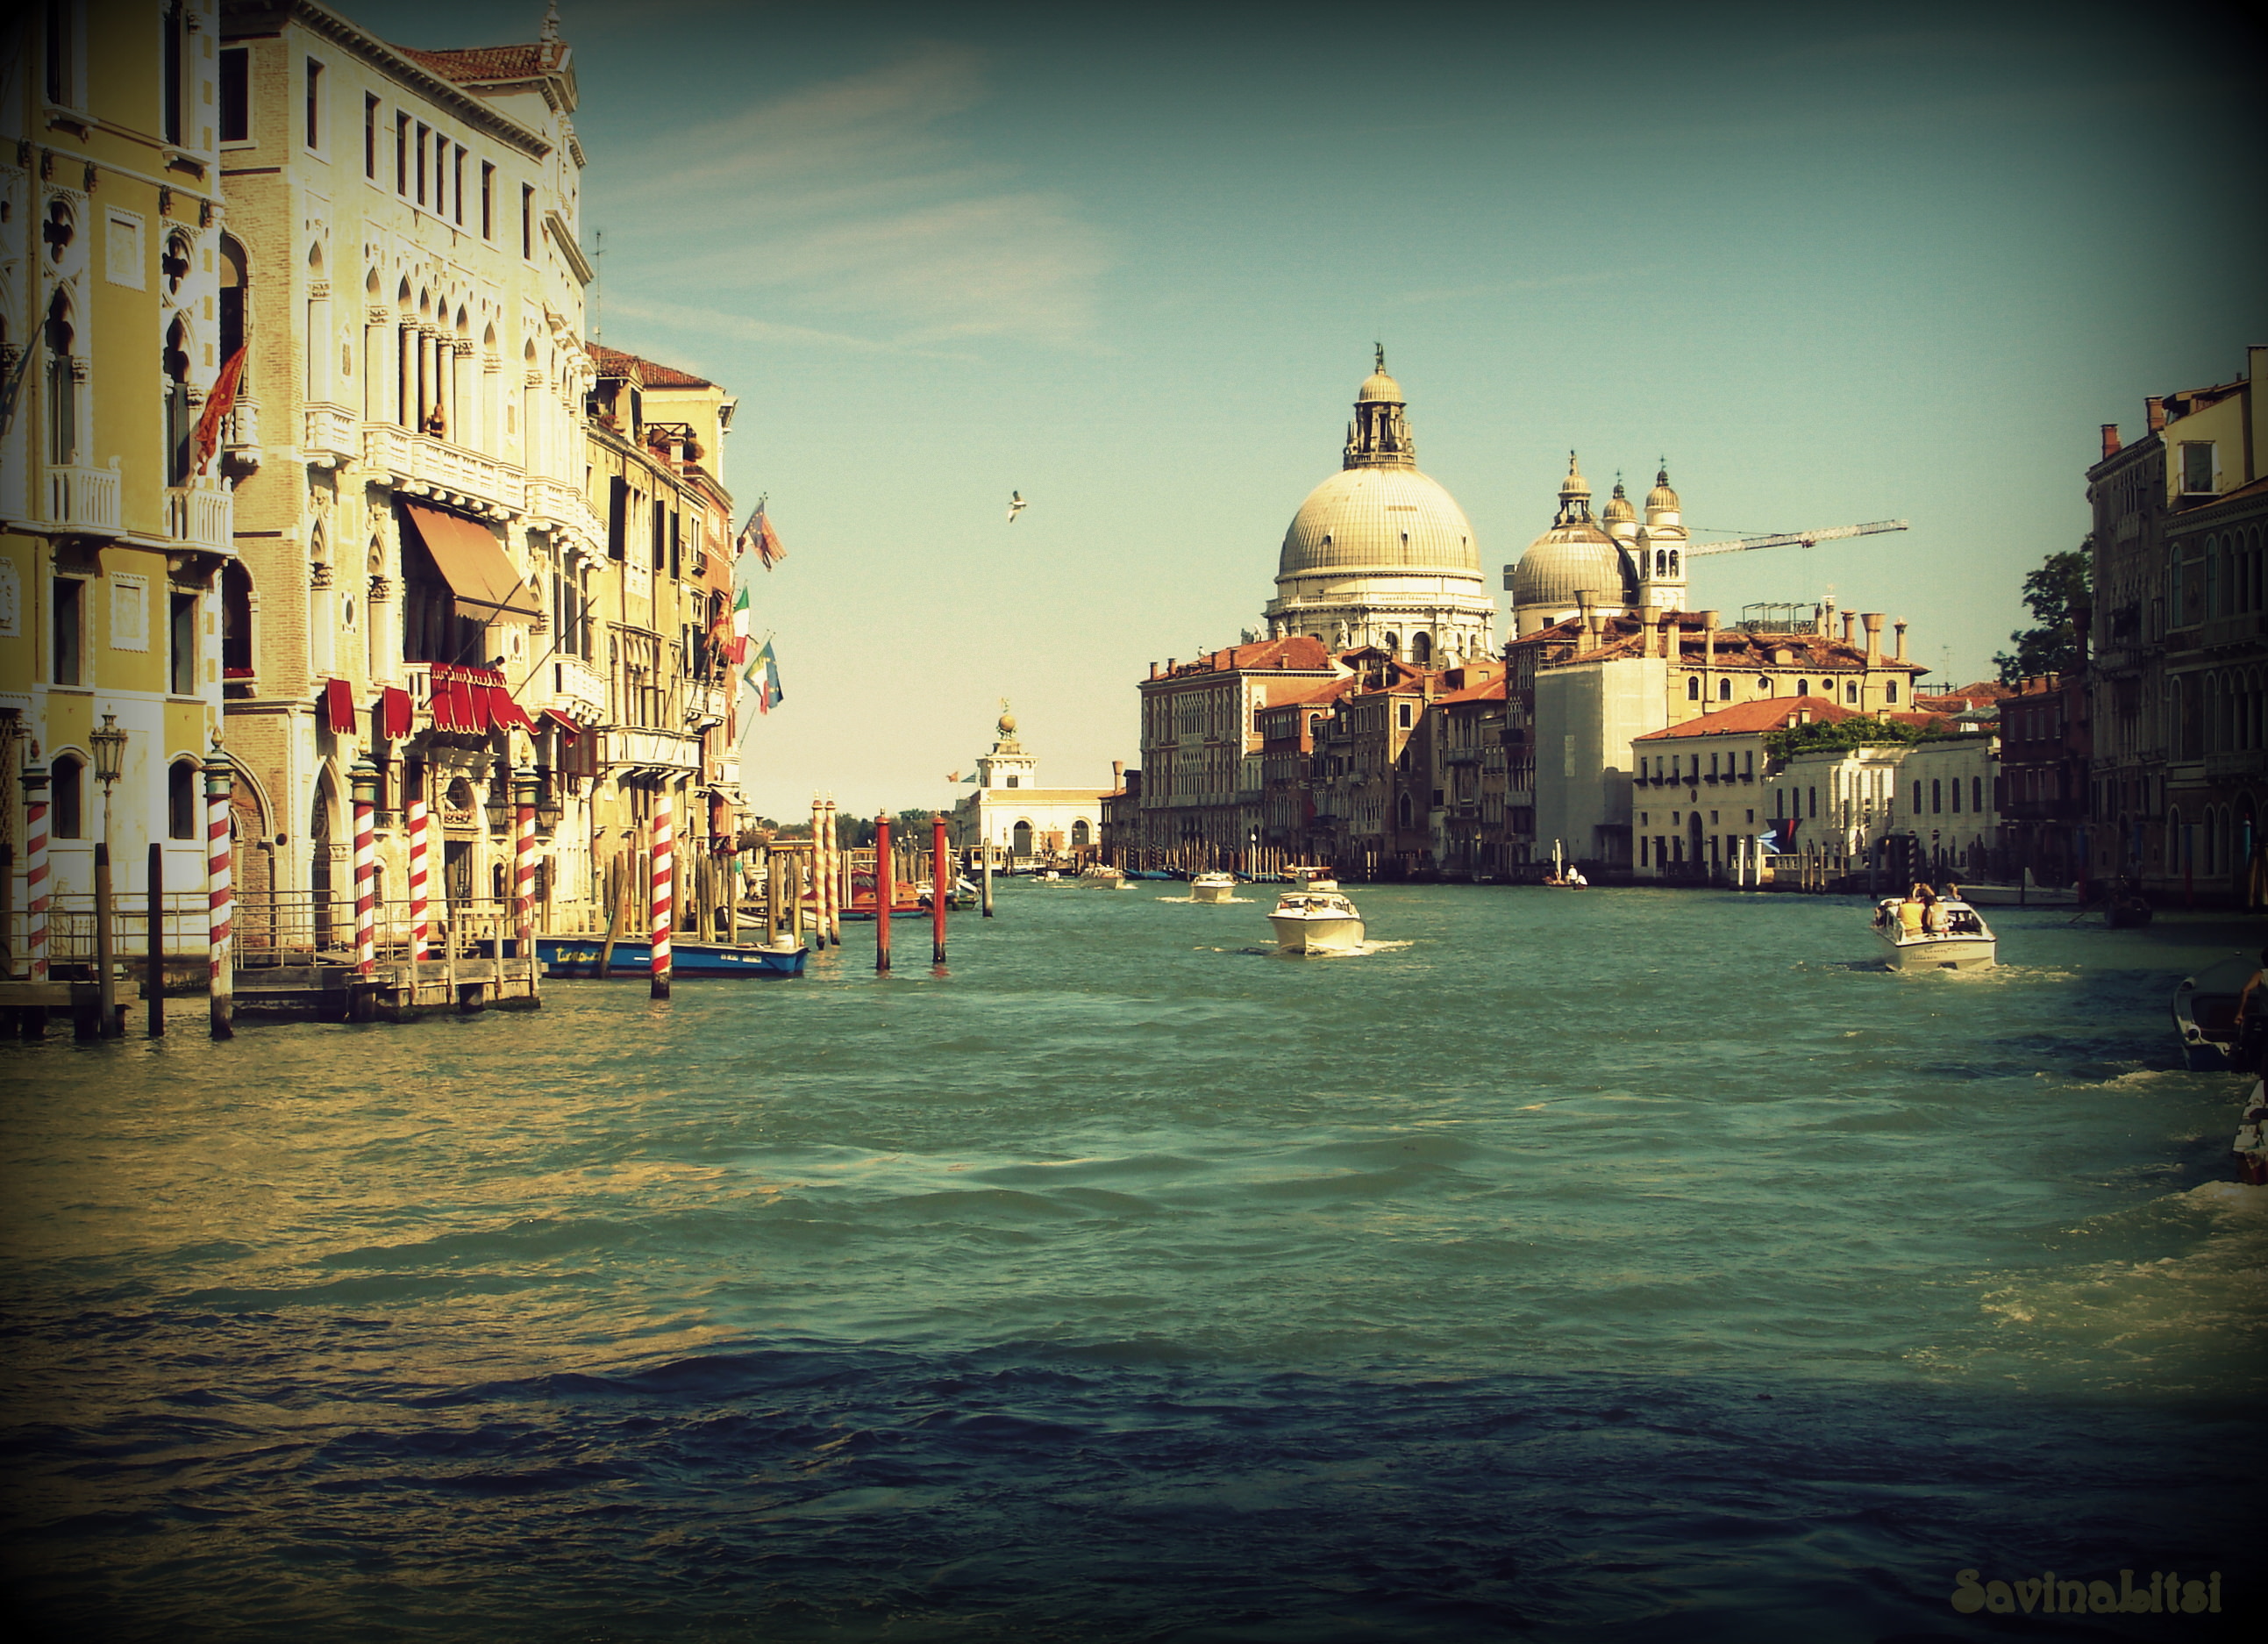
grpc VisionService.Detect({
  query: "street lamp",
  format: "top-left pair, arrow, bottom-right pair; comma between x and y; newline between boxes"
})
87,712 -> 127,1038
89,711 -> 126,829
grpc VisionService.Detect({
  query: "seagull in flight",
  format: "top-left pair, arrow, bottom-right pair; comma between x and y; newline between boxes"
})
1007,490 -> 1027,524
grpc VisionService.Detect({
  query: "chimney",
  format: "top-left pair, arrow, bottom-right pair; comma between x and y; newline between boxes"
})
2100,423 -> 2122,461
1149,661 -> 1159,680
1894,619 -> 1908,662
1862,612 -> 1883,668
2145,396 -> 2166,434
1701,610 -> 1719,708
1112,760 -> 1124,788
1841,610 -> 1857,645
1637,603 -> 1658,658
1577,589 -> 1601,651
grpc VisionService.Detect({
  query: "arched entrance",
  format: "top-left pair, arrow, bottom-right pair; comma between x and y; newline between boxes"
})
1011,819 -> 1033,859
310,783 -> 334,949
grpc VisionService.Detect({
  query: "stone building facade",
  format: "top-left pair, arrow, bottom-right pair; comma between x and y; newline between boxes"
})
2,0 -> 234,918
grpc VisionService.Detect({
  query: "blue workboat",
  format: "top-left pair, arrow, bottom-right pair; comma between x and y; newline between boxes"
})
537,935 -> 808,978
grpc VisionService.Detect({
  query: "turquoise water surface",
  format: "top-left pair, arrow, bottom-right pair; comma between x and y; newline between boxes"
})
4,883 -> 2261,1640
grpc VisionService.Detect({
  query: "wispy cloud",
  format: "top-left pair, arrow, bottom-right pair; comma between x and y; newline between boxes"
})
590,44 -> 1113,353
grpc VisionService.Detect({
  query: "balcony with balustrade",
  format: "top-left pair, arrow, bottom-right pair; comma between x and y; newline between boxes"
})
303,404 -> 359,469
45,461 -> 122,536
164,481 -> 233,554
364,424 -> 525,518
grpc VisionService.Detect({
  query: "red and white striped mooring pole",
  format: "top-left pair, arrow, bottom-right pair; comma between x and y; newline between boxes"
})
351,757 -> 378,987
513,768 -> 539,1002
406,779 -> 431,964
203,742 -> 233,1039
21,752 -> 50,985
651,788 -> 673,1000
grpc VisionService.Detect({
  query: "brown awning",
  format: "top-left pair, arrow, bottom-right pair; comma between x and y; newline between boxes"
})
401,503 -> 539,624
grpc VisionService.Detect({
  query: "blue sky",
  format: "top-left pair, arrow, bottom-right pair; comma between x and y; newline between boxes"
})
353,0 -> 2265,818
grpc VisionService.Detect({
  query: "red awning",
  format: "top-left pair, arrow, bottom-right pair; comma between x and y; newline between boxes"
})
382,687 -> 413,741
542,708 -> 582,742
324,678 -> 356,735
401,503 -> 539,624
487,685 -> 537,734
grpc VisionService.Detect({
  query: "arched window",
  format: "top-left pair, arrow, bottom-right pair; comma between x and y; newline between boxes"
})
168,759 -> 198,839
53,754 -> 86,839
1794,678 -> 1809,698
1913,781 -> 1923,814
222,560 -> 253,675
1411,632 -> 1432,665
1718,677 -> 1732,700
218,235 -> 248,367
1011,820 -> 1032,858
1845,681 -> 1858,703
1930,778 -> 1942,813
1687,676 -> 1700,701
44,290 -> 77,465
1382,632 -> 1399,658
1071,818 -> 1090,847
1669,550 -> 1680,576
1397,791 -> 1413,828
163,317 -> 193,482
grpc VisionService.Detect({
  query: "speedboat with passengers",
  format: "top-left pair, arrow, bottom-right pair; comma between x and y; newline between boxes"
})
1269,887 -> 1365,954
1189,872 -> 1237,904
1872,896 -> 1997,970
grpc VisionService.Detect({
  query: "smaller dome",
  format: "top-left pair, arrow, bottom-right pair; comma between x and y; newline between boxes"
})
1647,466 -> 1680,511
1558,451 -> 1591,501
1509,521 -> 1628,611
1601,479 -> 1635,525
1357,368 -> 1402,404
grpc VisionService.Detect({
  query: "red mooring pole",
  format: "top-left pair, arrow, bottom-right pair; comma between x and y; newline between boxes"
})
931,815 -> 948,965
874,814 -> 893,973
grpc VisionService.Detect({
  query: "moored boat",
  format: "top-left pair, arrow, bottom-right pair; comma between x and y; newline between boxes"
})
1189,872 -> 1237,904
1269,889 -> 1365,954
2173,954 -> 2257,1071
538,934 -> 807,978
1871,896 -> 1996,970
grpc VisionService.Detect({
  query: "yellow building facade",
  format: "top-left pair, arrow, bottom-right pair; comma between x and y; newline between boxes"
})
2,1 -> 235,921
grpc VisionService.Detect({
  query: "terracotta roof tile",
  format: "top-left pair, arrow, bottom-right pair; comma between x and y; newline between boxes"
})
394,42 -> 559,84
588,343 -> 714,389
1633,697 -> 1858,740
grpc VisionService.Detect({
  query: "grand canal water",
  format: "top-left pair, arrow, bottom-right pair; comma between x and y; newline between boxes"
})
4,884 -> 2262,1640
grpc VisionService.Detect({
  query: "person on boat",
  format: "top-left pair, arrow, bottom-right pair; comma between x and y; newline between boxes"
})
1896,890 -> 1926,939
1920,888 -> 1948,935
2236,948 -> 2268,1072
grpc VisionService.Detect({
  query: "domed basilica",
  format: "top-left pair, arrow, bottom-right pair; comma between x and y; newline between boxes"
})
1263,352 -> 1496,667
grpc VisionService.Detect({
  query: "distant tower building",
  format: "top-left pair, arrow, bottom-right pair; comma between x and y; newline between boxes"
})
1635,466 -> 1688,612
1264,351 -> 1495,667
974,703 -> 1036,790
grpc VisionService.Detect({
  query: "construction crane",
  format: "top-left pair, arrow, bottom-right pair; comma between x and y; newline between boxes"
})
1685,519 -> 1908,557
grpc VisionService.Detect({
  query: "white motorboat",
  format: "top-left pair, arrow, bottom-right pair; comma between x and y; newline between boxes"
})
1269,890 -> 1365,954
1189,872 -> 1237,904
1872,896 -> 1997,970
1078,864 -> 1130,889
1285,865 -> 1340,893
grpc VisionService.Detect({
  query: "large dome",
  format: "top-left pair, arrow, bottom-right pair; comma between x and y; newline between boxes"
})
1508,522 -> 1629,609
1278,466 -> 1479,578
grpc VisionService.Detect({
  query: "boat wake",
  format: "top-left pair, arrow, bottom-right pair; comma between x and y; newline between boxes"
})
1218,940 -> 1417,959
1155,894 -> 1256,904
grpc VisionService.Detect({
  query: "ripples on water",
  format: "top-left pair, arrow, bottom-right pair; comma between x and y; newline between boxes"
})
4,886 -> 2261,1640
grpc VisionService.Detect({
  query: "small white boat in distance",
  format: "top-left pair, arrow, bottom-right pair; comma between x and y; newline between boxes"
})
1078,863 -> 1130,889
1270,889 -> 1365,954
1872,896 -> 1997,970
1190,872 -> 1237,904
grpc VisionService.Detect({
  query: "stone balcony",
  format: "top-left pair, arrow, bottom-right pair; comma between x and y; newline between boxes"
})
547,655 -> 607,720
303,404 -> 359,468
44,461 -> 122,536
601,726 -> 702,776
164,481 -> 232,554
364,424 -> 525,518
524,475 -> 607,559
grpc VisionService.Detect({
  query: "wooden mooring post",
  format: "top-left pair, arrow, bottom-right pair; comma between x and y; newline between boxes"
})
932,815 -> 949,965
874,814 -> 892,974
146,843 -> 164,1037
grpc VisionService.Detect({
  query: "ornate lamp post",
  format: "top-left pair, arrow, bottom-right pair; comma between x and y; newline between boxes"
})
88,712 -> 127,1036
